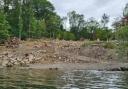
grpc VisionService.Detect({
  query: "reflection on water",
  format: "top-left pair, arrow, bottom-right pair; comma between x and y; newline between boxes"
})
0,68 -> 128,89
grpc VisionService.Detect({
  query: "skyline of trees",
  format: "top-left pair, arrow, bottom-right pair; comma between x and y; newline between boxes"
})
0,0 -> 127,42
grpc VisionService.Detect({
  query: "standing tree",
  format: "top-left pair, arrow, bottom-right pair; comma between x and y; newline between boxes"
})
101,13 -> 111,41
123,3 -> 128,26
0,11 -> 10,43
61,16 -> 67,30
123,3 -> 128,17
86,17 -> 99,40
101,13 -> 109,28
0,0 -> 62,40
68,11 -> 85,40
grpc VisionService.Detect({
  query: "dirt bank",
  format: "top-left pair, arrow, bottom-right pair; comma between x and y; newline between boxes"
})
0,39 -> 127,68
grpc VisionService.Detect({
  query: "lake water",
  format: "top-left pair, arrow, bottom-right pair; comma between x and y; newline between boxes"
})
0,68 -> 128,89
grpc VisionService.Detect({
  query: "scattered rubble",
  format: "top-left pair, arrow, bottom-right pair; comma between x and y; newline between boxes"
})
5,37 -> 20,48
79,44 -> 107,59
0,40 -> 117,67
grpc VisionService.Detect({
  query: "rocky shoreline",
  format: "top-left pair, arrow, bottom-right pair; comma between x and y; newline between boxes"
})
1,63 -> 127,71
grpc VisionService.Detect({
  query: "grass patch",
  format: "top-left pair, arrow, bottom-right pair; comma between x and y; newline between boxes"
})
81,41 -> 104,47
81,41 -> 97,47
103,42 -> 117,49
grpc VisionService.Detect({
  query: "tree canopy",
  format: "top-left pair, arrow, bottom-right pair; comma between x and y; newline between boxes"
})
0,0 -> 127,42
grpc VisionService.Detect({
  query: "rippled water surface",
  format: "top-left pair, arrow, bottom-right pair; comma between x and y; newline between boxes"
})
0,68 -> 128,89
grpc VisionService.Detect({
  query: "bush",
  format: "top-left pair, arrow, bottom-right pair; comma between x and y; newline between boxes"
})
63,32 -> 76,40
103,42 -> 116,49
0,11 -> 10,43
96,29 -> 112,41
81,41 -> 98,47
56,31 -> 64,40
117,26 -> 128,41
116,42 -> 128,61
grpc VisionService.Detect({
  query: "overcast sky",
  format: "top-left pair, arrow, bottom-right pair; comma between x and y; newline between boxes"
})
48,0 -> 128,27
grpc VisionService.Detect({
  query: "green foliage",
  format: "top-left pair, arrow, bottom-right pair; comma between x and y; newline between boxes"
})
63,31 -> 76,40
103,42 -> 116,49
56,31 -> 64,40
117,26 -> 128,41
55,31 -> 76,40
32,0 -> 55,19
81,41 -> 96,47
29,17 -> 37,38
96,28 -> 112,41
0,11 -> 10,43
116,42 -> 128,61
79,27 -> 90,39
68,11 -> 85,40
36,19 -> 46,38
85,18 -> 99,40
46,13 -> 61,38
0,0 -> 127,42
114,3 -> 128,61
0,0 -> 62,40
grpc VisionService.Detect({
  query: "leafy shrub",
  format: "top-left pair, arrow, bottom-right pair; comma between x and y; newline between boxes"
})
103,42 -> 116,49
63,32 -> 76,40
81,41 -> 98,47
0,12 -> 10,43
116,42 -> 128,61
117,26 -> 128,41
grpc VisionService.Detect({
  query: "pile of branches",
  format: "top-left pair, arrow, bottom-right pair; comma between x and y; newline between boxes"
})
5,37 -> 20,48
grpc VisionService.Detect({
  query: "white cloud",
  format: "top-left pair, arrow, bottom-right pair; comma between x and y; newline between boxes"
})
48,0 -> 128,27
